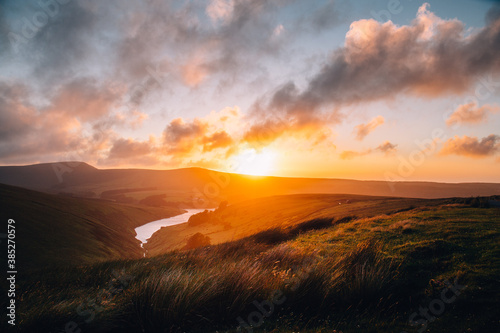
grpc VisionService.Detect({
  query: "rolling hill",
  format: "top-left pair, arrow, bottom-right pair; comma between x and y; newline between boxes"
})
1,162 -> 500,209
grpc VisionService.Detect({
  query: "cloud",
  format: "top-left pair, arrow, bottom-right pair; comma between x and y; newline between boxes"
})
375,141 -> 398,155
292,0 -> 347,34
202,131 -> 234,152
0,79 -> 142,164
0,81 -> 85,162
48,78 -> 123,122
181,55 -> 210,87
340,141 -> 397,160
486,4 -> 500,25
0,0 -> 346,167
1,0 -> 304,111
242,117 -> 333,149
242,119 -> 289,148
108,138 -> 152,160
255,3 -> 500,120
446,102 -> 500,126
354,115 -> 384,140
163,118 -> 208,154
272,24 -> 285,38
340,149 -> 371,160
160,107 -> 245,159
0,83 -> 35,142
207,0 -> 235,24
440,134 -> 500,157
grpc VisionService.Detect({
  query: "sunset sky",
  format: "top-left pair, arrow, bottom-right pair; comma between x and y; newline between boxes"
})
1,0 -> 500,182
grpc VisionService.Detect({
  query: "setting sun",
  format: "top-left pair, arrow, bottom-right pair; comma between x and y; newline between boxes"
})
232,148 -> 276,176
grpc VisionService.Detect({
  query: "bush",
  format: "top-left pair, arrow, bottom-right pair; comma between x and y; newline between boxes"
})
252,228 -> 292,245
293,217 -> 334,234
184,233 -> 211,250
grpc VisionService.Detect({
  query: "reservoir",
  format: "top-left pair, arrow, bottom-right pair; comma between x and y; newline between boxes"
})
135,209 -> 208,247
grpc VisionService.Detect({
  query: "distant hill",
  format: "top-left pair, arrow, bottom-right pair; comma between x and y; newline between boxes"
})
0,183 -> 183,269
1,162 -> 500,207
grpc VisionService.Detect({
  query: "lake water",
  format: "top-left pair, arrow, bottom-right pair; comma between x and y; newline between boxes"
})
135,209 -> 209,246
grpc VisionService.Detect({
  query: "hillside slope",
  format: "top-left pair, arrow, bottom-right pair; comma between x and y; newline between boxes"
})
144,194 -> 448,255
0,184 -> 183,269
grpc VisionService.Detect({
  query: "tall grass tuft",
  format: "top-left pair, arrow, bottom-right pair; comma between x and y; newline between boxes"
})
323,241 -> 397,307
128,259 -> 281,332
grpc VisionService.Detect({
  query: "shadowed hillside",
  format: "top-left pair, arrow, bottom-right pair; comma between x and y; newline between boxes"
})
0,184 -> 183,269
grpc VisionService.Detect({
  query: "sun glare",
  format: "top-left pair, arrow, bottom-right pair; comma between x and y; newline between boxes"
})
233,148 -> 276,176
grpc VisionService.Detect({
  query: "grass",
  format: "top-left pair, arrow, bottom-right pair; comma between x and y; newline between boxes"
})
5,199 -> 499,333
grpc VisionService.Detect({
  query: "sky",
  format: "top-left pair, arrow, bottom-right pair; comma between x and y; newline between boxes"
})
0,0 -> 500,182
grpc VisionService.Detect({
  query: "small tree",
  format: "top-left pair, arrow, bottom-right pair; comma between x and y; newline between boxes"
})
185,233 -> 211,249
218,200 -> 228,211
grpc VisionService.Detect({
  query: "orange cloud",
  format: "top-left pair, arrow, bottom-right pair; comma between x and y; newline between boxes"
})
163,118 -> 208,154
340,141 -> 397,160
202,131 -> 234,152
157,108 -> 245,164
340,149 -> 371,160
242,116 -> 333,150
440,135 -> 500,158
446,103 -> 500,127
354,115 -> 384,141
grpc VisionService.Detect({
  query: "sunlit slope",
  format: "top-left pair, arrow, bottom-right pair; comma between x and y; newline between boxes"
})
0,184 -> 183,269
1,162 -> 500,207
144,194 -> 448,256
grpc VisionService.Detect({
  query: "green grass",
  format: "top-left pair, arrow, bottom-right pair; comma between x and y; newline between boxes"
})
5,199 -> 499,333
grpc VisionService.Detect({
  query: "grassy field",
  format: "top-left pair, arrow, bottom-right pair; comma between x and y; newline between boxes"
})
4,197 -> 499,333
